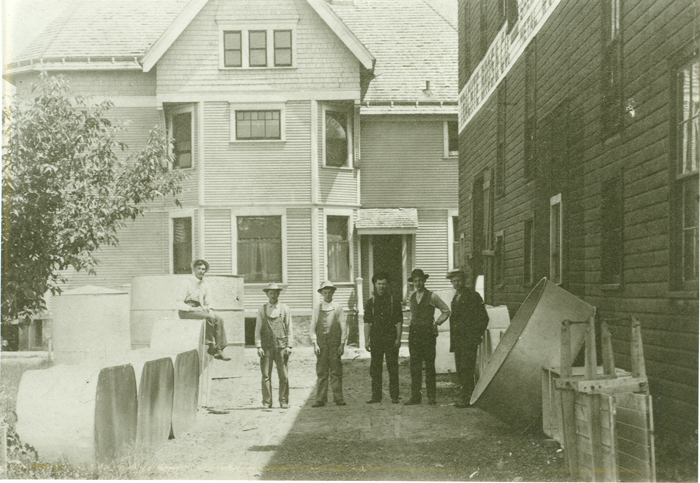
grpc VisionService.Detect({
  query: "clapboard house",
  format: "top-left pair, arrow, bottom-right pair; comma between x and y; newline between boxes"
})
4,0 -> 458,343
457,0 -> 698,434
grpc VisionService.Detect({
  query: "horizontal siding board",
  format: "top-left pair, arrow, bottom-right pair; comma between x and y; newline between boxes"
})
204,209 -> 232,274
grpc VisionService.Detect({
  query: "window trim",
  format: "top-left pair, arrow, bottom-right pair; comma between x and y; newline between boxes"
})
218,22 -> 297,70
169,211 -> 195,275
324,210 -> 354,284
670,52 -> 700,290
549,194 -> 563,285
167,104 -> 195,170
230,102 -> 286,142
444,120 -> 459,158
322,104 -> 354,168
448,210 -> 459,270
523,216 -> 535,286
222,30 -> 242,68
231,208 -> 287,285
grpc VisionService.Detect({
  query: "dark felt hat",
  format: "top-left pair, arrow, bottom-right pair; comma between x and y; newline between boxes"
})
408,269 -> 429,281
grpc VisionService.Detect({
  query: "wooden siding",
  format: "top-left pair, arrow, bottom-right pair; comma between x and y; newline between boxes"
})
156,0 -> 360,95
202,100 -> 312,205
360,116 -> 459,208
459,0 -> 699,432
204,209 -> 233,274
415,209 -> 453,295
60,211 -> 168,290
10,70 -> 157,97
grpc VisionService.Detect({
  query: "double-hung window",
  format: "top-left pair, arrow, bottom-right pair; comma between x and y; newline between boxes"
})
237,216 -> 282,283
550,194 -> 563,284
445,121 -> 459,158
327,216 -> 351,282
672,56 -> 699,289
324,107 -> 352,167
220,26 -> 295,69
172,217 -> 193,274
167,106 -> 194,169
601,0 -> 623,136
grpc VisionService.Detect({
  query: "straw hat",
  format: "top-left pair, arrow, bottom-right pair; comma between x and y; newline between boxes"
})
317,281 -> 337,293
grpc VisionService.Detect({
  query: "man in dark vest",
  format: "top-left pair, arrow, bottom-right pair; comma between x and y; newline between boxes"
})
404,269 -> 451,406
255,282 -> 293,409
446,269 -> 489,408
364,272 -> 404,404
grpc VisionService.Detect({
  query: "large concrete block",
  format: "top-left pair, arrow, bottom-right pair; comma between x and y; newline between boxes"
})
16,364 -> 137,465
51,286 -> 130,365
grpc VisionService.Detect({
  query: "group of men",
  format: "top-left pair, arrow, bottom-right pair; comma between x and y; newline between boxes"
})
179,259 -> 489,409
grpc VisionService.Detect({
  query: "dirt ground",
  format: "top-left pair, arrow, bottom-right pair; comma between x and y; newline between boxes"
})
143,346 -> 572,481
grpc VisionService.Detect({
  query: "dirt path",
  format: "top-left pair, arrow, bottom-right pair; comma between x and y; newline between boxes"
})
145,347 -> 570,481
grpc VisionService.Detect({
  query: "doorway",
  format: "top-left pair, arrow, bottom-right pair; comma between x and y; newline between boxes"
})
370,235 -> 404,301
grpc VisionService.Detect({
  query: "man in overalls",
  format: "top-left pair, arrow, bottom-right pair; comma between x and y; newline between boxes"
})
309,281 -> 348,407
255,282 -> 293,409
404,269 -> 450,406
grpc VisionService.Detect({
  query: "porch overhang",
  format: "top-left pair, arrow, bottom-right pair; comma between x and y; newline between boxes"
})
355,208 -> 418,235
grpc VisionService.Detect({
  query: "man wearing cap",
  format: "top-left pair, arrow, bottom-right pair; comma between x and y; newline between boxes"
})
405,269 -> 450,405
364,272 -> 403,404
309,281 -> 348,407
446,269 -> 489,408
176,259 -> 231,361
255,283 -> 293,409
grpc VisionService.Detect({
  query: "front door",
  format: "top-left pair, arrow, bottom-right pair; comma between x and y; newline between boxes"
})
371,235 -> 404,301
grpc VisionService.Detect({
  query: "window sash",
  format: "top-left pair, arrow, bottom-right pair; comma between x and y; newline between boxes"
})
327,216 -> 350,282
274,30 -> 292,66
325,110 -> 349,167
237,216 -> 282,283
677,60 -> 699,176
236,110 -> 280,140
601,178 -> 623,284
447,121 -> 459,155
680,176 -> 699,283
173,217 -> 192,274
249,30 -> 267,67
172,111 -> 192,169
223,31 -> 242,67
550,196 -> 563,284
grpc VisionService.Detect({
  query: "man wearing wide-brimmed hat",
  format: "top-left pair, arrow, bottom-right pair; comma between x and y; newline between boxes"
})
446,269 -> 489,408
309,281 -> 348,407
176,259 -> 231,361
404,269 -> 450,406
255,283 -> 293,409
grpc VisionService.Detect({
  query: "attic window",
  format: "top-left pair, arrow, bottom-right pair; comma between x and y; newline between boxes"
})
219,25 -> 296,69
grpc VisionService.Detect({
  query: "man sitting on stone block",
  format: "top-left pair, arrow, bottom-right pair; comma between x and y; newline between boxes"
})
177,259 -> 231,361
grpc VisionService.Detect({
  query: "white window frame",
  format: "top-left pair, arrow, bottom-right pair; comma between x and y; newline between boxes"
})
324,209 -> 354,284
231,208 -> 287,286
448,209 -> 459,270
169,210 -> 196,274
218,22 -> 297,70
230,102 -> 286,142
550,193 -> 563,285
322,104 -> 354,168
166,104 -> 195,170
444,120 -> 459,158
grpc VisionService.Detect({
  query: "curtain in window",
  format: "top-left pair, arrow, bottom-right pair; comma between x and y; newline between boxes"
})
327,216 -> 350,281
238,217 -> 282,282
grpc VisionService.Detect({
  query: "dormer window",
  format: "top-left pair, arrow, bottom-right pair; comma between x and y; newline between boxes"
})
219,24 -> 296,69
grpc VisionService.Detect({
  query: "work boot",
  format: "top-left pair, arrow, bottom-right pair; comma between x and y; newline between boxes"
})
280,403 -> 290,409
335,400 -> 347,406
428,398 -> 437,406
311,401 -> 325,408
404,399 -> 421,406
366,398 -> 381,404
213,349 -> 231,361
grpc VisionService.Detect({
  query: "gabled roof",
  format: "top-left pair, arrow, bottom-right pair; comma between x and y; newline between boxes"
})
7,0 -> 374,73
329,0 -> 457,104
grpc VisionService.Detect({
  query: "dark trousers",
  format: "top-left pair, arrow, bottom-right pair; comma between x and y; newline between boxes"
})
454,344 -> 479,403
178,310 -> 228,350
260,346 -> 289,407
315,343 -> 344,403
408,327 -> 436,401
369,336 -> 399,401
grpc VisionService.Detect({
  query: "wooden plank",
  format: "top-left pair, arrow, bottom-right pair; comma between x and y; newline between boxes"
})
616,406 -> 648,429
615,393 -> 649,413
617,436 -> 651,463
617,452 -> 652,481
616,420 -> 649,443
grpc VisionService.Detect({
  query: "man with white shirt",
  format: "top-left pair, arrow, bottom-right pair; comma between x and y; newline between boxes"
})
404,269 -> 450,406
255,283 -> 293,409
309,281 -> 348,407
176,259 -> 231,361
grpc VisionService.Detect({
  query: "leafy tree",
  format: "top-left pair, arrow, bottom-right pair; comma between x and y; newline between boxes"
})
2,73 -> 186,322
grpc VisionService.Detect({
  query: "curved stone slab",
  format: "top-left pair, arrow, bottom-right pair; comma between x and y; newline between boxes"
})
470,278 -> 594,430
171,349 -> 200,437
16,363 -> 137,465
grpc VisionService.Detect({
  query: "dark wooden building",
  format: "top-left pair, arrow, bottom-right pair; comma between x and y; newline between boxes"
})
457,0 -> 698,434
